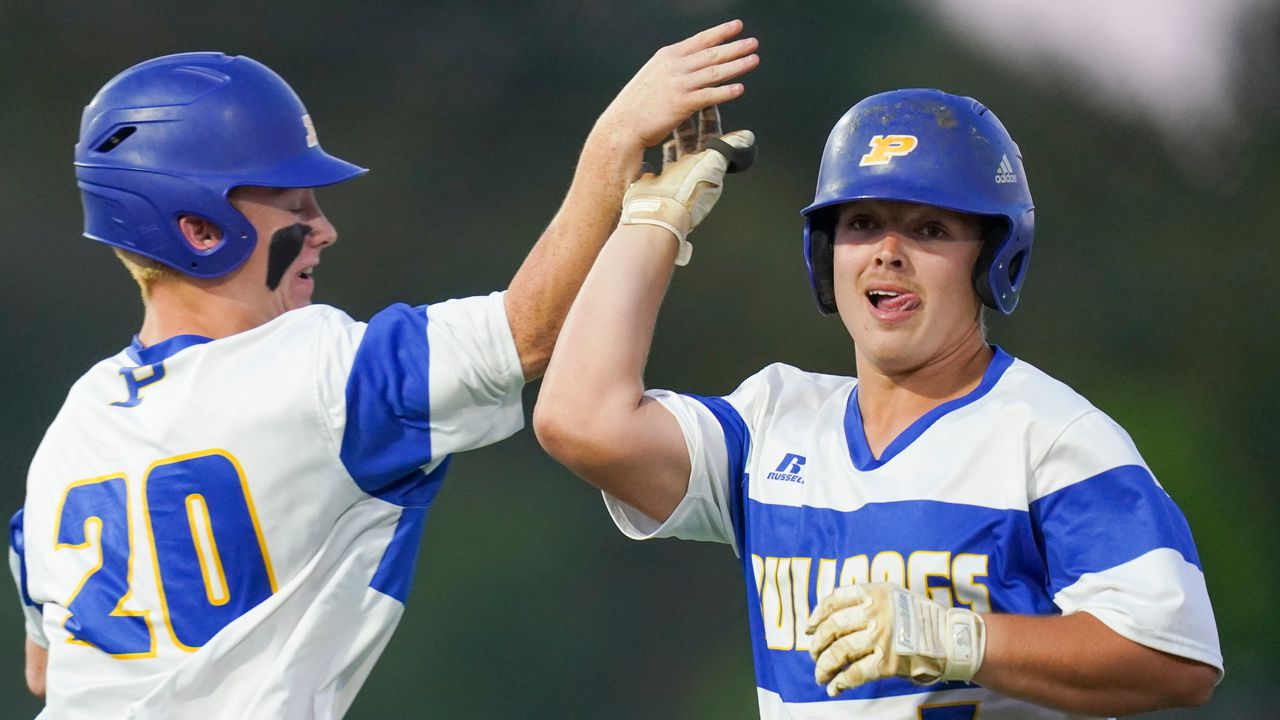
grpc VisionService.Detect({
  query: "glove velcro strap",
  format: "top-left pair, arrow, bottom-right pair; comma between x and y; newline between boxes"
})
939,609 -> 986,682
621,195 -> 694,266
890,588 -> 946,659
889,588 -> 983,684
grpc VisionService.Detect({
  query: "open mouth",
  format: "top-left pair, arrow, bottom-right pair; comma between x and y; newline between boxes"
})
866,289 -> 920,314
297,267 -> 315,281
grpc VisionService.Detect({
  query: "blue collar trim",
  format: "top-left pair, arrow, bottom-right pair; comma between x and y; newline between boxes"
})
126,334 -> 213,365
844,346 -> 1015,471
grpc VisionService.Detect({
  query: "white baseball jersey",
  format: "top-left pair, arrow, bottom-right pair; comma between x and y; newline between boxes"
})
11,292 -> 524,719
605,347 -> 1222,720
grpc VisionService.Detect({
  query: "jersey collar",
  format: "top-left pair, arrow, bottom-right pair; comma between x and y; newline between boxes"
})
844,345 -> 1015,471
126,334 -> 213,365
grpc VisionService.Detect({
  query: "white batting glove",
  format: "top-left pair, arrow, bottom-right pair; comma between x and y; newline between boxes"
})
621,128 -> 755,266
804,582 -> 986,696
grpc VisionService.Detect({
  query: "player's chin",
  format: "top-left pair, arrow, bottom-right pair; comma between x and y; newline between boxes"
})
851,324 -> 922,366
282,276 -> 315,310
849,312 -> 916,343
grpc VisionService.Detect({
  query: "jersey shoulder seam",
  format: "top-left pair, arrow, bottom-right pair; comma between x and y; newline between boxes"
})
312,309 -> 348,462
1028,408 -> 1105,475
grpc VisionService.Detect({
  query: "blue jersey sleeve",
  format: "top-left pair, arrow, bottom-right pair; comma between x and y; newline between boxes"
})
8,509 -> 47,647
339,303 -> 437,505
1030,411 -> 1222,672
600,365 -> 821,554
335,294 -> 524,507
1031,464 -> 1201,595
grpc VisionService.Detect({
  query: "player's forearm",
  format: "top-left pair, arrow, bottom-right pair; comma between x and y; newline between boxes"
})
25,638 -> 45,699
976,611 -> 1216,714
505,21 -> 756,381
504,129 -> 644,381
534,223 -> 690,518
536,222 -> 677,444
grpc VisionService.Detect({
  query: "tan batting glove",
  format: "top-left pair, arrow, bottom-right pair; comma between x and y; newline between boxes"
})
621,129 -> 755,266
804,583 -> 986,696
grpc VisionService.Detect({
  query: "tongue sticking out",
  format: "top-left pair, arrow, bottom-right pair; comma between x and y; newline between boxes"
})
878,293 -> 920,313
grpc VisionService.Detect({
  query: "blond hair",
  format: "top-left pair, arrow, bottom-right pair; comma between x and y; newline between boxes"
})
112,247 -> 179,301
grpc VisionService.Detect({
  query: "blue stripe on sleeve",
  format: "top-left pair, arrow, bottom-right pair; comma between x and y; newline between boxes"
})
689,395 -> 781,694
370,506 -> 429,603
341,303 -> 447,507
688,395 -> 750,553
1030,464 -> 1202,595
9,509 -> 38,608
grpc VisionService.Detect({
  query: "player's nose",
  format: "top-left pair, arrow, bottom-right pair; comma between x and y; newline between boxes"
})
873,233 -> 906,270
308,214 -> 338,249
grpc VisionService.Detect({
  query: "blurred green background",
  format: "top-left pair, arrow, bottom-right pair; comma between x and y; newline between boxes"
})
1,1 -> 1275,717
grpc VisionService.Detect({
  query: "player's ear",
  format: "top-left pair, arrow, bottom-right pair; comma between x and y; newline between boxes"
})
177,215 -> 223,252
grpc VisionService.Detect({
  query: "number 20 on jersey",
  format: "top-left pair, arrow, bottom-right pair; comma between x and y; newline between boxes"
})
54,449 -> 276,657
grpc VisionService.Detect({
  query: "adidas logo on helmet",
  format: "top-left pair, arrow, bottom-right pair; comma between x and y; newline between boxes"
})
994,154 -> 1018,184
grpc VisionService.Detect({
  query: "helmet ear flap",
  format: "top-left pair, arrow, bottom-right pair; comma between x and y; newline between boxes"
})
973,214 -> 1032,315
973,217 -> 1006,311
804,210 -> 838,315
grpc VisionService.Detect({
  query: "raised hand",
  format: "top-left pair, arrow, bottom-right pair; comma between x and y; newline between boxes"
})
595,20 -> 759,152
620,126 -> 754,265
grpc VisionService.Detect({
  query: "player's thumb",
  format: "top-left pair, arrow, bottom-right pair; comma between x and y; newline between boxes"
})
705,129 -> 756,174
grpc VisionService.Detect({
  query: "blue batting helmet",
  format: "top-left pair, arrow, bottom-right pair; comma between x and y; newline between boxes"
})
801,89 -> 1035,315
75,52 -> 367,278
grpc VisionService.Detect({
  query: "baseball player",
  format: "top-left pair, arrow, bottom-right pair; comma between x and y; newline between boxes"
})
534,89 -> 1222,718
7,21 -> 759,718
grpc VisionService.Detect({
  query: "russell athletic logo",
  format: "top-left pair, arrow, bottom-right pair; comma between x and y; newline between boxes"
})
994,154 -> 1018,184
767,453 -> 807,483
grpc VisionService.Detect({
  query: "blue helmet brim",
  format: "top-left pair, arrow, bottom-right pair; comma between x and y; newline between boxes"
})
229,149 -> 368,191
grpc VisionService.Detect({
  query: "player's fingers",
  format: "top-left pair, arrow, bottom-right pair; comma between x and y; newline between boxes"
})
825,648 -> 887,697
688,53 -> 760,92
807,585 -> 871,632
662,139 -> 678,166
685,36 -> 759,73
705,129 -> 756,174
671,19 -> 743,56
807,606 -> 872,662
686,84 -> 746,112
811,620 -> 875,679
698,106 -> 722,148
813,631 -> 876,685
674,113 -> 700,156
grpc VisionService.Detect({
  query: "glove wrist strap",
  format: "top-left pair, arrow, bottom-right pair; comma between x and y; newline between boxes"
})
940,609 -> 986,682
621,195 -> 694,266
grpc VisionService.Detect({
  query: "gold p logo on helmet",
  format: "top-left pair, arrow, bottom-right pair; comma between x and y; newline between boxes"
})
859,134 -> 918,166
